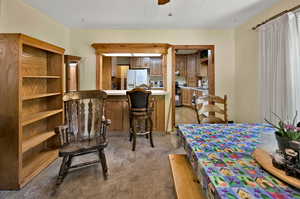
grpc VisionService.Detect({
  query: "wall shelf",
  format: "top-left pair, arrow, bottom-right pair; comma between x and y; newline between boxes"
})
22,93 -> 61,100
22,131 -> 56,153
21,149 -> 58,186
22,109 -> 63,126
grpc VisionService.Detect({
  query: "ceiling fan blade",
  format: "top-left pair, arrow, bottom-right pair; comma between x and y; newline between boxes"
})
158,0 -> 170,5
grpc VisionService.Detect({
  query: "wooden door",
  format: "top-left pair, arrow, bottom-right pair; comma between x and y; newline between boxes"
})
150,57 -> 162,76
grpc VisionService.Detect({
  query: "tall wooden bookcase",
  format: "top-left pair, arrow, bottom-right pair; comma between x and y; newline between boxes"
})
0,34 -> 65,189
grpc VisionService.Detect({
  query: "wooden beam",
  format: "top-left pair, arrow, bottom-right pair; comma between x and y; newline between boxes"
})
91,43 -> 171,54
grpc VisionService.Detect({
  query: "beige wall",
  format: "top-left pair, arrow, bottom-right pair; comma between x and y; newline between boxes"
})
70,29 -> 236,128
235,0 -> 300,123
0,0 -> 70,52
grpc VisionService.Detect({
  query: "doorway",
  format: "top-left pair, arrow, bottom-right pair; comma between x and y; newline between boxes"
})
64,55 -> 81,92
172,45 -> 215,127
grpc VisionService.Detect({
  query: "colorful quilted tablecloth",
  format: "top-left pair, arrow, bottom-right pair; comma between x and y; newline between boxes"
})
177,123 -> 300,199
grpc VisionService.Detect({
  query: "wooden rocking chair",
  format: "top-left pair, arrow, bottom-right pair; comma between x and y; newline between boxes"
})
55,90 -> 110,185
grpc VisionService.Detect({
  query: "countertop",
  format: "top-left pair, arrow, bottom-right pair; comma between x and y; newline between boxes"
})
105,90 -> 168,96
178,86 -> 208,91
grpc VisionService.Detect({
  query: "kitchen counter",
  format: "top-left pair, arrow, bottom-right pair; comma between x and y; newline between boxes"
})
104,90 -> 166,133
178,86 -> 208,92
105,90 -> 168,96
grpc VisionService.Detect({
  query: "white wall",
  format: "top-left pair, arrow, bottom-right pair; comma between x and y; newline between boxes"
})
0,0 -> 70,52
235,0 -> 300,123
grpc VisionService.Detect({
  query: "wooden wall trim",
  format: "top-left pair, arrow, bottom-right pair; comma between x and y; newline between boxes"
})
91,43 -> 171,54
96,54 -> 103,89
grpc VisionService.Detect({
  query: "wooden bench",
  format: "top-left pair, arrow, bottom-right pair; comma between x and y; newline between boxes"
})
169,154 -> 206,199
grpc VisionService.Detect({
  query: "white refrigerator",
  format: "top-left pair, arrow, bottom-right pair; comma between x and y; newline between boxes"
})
127,69 -> 149,90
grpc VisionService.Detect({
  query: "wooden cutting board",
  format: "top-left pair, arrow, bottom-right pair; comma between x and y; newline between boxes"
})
253,148 -> 300,189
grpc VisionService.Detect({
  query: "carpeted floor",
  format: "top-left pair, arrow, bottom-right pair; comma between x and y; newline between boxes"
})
0,134 -> 184,199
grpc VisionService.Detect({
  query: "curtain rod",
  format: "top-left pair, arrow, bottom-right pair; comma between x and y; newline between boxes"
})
252,4 -> 300,30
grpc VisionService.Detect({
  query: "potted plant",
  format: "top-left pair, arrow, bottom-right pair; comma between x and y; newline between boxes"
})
265,112 -> 300,152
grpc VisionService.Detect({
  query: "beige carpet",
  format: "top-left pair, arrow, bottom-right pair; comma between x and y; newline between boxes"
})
0,134 -> 184,199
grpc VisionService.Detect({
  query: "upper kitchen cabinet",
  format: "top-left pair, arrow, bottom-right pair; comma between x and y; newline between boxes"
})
186,54 -> 197,87
130,57 -> 151,68
150,57 -> 162,76
131,57 -> 163,76
176,55 -> 187,77
196,52 -> 208,77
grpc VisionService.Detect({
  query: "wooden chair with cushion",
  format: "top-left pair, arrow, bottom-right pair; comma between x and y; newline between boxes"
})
126,87 -> 154,151
194,94 -> 228,124
55,90 -> 110,185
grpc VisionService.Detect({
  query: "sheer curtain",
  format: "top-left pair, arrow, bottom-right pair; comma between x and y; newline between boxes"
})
259,12 -> 300,123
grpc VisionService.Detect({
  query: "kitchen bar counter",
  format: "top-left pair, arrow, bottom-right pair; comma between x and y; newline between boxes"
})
105,90 -> 167,96
178,86 -> 208,92
104,90 -> 166,133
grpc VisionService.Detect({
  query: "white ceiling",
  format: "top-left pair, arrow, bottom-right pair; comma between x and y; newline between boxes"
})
23,0 -> 279,29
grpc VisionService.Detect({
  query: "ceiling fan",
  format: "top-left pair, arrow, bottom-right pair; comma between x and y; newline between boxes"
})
158,0 -> 170,5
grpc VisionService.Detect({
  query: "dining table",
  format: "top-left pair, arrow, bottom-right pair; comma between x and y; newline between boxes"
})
177,123 -> 300,199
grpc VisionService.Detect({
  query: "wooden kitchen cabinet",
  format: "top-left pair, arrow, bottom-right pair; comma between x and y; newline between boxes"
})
176,55 -> 187,77
197,53 -> 208,77
106,95 -> 165,133
199,64 -> 208,77
105,98 -> 129,132
130,57 -> 151,68
150,57 -> 162,76
181,88 -> 203,107
186,54 -> 197,87
181,88 -> 189,106
181,88 -> 193,106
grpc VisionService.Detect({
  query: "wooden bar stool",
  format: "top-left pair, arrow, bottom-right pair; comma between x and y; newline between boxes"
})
126,88 -> 154,151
